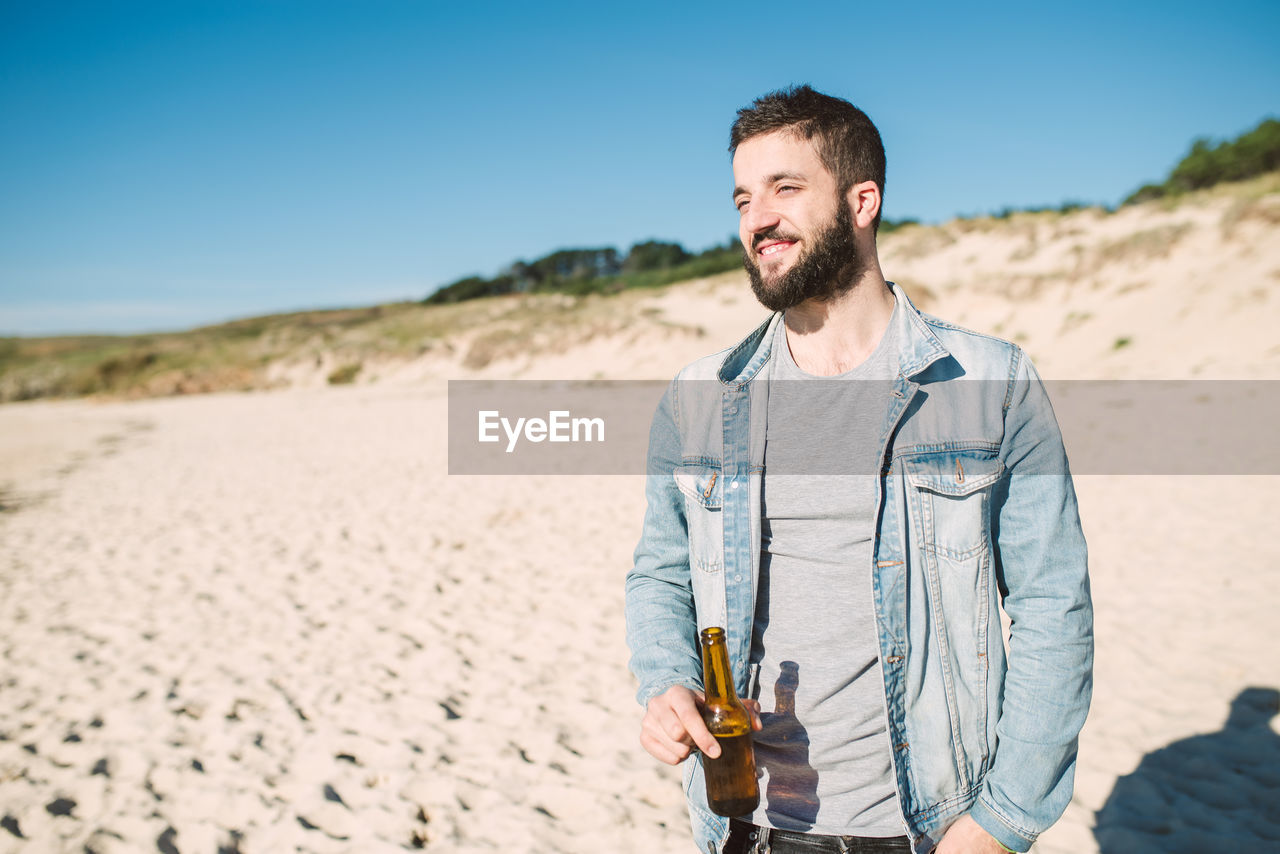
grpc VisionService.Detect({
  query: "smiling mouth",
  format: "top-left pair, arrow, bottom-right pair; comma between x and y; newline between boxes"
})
757,241 -> 795,258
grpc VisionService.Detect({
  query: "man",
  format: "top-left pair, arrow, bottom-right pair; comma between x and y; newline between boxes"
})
624,85 -> 1092,854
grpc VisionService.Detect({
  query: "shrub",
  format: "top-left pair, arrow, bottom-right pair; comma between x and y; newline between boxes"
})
1123,117 -> 1280,205
327,362 -> 361,385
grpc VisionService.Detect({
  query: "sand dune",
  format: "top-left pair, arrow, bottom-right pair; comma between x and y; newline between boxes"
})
2,184 -> 1279,852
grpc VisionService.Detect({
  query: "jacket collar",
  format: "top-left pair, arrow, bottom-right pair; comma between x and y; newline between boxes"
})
716,281 -> 950,386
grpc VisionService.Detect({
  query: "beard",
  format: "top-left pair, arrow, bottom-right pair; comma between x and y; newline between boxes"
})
744,199 -> 861,312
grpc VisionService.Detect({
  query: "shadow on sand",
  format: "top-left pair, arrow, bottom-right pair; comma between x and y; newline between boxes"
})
1093,686 -> 1280,852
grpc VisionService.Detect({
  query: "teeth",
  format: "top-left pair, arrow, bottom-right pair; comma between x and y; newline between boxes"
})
760,243 -> 790,256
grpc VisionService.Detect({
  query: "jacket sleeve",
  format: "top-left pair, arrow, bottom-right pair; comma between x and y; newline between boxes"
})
624,379 -> 703,706
970,350 -> 1094,852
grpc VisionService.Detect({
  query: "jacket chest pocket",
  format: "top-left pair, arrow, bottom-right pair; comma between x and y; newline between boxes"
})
904,451 -> 1003,560
903,450 -> 1003,777
673,465 -> 724,575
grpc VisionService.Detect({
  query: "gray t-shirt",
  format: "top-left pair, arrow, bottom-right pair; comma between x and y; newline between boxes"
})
749,299 -> 904,836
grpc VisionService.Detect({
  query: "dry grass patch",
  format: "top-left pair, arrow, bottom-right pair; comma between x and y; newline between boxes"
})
1220,194 -> 1280,237
1095,223 -> 1193,267
886,223 -> 957,260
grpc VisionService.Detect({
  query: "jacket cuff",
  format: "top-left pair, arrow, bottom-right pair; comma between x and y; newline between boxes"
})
968,798 -> 1036,853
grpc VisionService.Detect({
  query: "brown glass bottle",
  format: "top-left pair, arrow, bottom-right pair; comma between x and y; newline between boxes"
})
699,626 -> 760,816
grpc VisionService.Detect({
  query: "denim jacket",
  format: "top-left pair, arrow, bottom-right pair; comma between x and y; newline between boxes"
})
624,284 -> 1092,853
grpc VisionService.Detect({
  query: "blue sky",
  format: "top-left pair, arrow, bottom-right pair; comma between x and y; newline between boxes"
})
1,1 -> 1277,335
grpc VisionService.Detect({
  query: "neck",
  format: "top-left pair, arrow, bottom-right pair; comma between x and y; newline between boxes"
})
782,264 -> 894,376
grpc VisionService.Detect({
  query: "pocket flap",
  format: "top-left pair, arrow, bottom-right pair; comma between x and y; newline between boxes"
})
674,465 -> 723,509
905,453 -> 1004,496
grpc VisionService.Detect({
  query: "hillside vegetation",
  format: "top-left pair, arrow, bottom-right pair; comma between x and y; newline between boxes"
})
422,240 -> 742,304
1124,116 -> 1280,204
3,150 -> 1279,402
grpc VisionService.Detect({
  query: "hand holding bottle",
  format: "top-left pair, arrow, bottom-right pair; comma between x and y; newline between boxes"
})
640,684 -> 762,766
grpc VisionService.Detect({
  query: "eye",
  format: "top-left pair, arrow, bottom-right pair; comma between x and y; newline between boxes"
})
735,198 -> 749,212
778,185 -> 799,194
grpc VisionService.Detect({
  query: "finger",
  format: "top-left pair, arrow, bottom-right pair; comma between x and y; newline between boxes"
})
741,699 -> 764,731
650,687 -> 705,744
639,729 -> 687,765
641,735 -> 683,765
671,693 -> 719,758
641,704 -> 696,762
649,702 -> 695,748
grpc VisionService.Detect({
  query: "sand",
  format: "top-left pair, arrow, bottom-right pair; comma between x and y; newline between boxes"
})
2,186 -> 1279,852
0,387 -> 694,853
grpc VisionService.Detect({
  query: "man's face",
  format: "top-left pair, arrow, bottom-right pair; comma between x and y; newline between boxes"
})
732,131 -> 860,312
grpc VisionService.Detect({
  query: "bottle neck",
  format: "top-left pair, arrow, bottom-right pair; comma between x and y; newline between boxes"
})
700,630 -> 738,704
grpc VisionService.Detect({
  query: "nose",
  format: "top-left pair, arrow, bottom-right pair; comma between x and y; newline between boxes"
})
741,199 -> 780,239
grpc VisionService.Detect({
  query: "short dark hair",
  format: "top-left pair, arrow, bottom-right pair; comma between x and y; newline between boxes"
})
730,84 -> 886,231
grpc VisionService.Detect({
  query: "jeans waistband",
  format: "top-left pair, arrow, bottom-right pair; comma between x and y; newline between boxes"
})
726,818 -> 913,854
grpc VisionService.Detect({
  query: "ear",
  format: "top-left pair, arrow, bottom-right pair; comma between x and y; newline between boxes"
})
844,180 -> 881,230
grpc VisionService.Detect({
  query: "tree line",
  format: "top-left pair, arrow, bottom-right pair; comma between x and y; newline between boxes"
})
1124,116 -> 1280,205
424,217 -> 920,306
422,239 -> 741,305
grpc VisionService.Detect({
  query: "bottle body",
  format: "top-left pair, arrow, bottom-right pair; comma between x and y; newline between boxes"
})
699,627 -> 760,816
